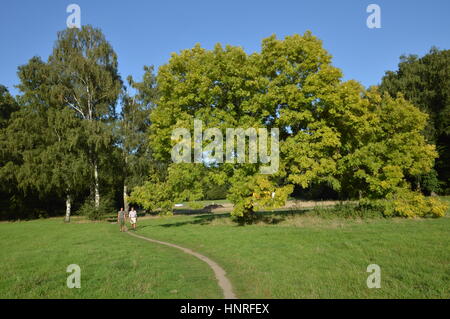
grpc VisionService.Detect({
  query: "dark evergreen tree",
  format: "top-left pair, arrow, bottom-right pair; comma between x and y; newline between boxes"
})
380,48 -> 450,193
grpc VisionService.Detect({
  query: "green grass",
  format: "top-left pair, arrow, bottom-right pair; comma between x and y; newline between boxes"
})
135,211 -> 450,298
0,218 -> 221,298
1,201 -> 449,299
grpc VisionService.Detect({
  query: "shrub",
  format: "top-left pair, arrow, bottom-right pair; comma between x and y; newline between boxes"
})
427,197 -> 449,217
358,198 -> 393,216
188,202 -> 204,210
311,203 -> 384,219
360,190 -> 448,218
419,169 -> 441,195
77,196 -> 116,220
389,191 -> 448,217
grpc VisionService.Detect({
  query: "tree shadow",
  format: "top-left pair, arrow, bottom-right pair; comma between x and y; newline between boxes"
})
158,207 -> 314,227
173,204 -> 226,215
233,208 -> 311,226
159,212 -> 230,227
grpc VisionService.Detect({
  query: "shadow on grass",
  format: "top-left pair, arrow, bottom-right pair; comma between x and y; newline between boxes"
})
158,208 -> 313,228
157,201 -> 386,227
173,204 -> 226,215
159,213 -> 231,227
104,203 -> 369,226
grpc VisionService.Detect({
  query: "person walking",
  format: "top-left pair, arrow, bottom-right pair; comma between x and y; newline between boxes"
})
129,207 -> 137,231
118,207 -> 126,232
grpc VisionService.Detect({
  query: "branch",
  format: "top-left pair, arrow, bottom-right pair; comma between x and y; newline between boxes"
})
65,97 -> 86,119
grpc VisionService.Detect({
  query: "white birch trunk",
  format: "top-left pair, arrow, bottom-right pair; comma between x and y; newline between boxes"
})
123,184 -> 129,213
94,161 -> 100,208
65,194 -> 72,223
123,154 -> 129,213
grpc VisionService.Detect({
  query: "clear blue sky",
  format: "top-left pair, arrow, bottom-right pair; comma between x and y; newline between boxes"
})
1,0 -> 449,97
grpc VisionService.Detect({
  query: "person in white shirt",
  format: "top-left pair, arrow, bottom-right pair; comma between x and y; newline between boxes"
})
128,207 -> 137,230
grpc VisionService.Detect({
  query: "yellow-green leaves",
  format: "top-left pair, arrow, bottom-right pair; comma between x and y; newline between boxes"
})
338,89 -> 438,198
136,32 -> 441,220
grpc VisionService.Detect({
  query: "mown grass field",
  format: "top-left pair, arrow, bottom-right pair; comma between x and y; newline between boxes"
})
0,218 -> 221,298
1,198 -> 449,299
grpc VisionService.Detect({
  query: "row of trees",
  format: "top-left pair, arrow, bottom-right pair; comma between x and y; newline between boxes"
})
0,26 -> 156,221
0,26 -> 448,220
379,48 -> 450,194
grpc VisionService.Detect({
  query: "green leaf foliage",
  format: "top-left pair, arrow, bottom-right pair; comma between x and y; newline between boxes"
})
380,48 -> 450,193
132,32 -> 442,219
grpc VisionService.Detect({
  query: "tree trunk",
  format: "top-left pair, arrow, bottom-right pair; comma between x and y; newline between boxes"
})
65,194 -> 72,223
123,154 -> 129,212
94,160 -> 100,208
123,184 -> 129,213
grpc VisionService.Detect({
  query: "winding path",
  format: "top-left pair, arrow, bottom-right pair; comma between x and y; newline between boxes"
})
127,231 -> 237,299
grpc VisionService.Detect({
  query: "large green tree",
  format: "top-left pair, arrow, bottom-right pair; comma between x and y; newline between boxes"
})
380,48 -> 450,193
0,85 -> 18,129
0,85 -> 19,219
131,32 -> 439,219
48,25 -> 122,208
2,57 -> 90,222
1,25 -> 122,221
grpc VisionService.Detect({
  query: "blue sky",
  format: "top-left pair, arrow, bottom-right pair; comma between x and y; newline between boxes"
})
1,0 -> 449,96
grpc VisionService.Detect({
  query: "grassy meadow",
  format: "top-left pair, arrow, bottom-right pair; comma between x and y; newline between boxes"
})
0,218 -> 221,298
0,198 -> 449,299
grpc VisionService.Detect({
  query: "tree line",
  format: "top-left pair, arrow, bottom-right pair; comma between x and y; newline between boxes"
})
0,26 -> 448,221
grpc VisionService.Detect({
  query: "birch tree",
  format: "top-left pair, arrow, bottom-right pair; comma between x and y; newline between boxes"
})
49,25 -> 122,208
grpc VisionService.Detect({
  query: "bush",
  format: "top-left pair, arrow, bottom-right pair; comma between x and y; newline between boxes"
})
419,169 -> 441,195
315,193 -> 448,219
389,191 -> 448,217
311,203 -> 384,219
77,196 -> 116,220
358,197 -> 392,212
188,202 -> 204,210
360,190 -> 448,218
204,183 -> 229,200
